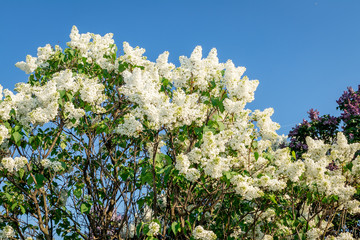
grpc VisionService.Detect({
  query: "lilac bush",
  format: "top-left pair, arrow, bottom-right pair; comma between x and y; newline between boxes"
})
288,85 -> 360,238
288,109 -> 340,157
337,85 -> 360,143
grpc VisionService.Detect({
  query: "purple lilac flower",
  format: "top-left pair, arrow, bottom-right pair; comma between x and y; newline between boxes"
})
337,85 -> 360,121
308,108 -> 320,121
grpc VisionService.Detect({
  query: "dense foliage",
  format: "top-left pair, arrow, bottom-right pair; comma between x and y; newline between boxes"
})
0,27 -> 359,240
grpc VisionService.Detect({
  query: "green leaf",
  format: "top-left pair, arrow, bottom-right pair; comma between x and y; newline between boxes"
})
269,194 -> 277,204
217,121 -> 225,131
254,152 -> 259,161
155,153 -> 164,165
224,171 -> 233,180
35,174 -> 45,189
12,131 -> 22,145
185,220 -> 192,231
346,162 -> 353,171
211,97 -> 225,112
164,155 -> 172,165
141,172 -> 153,185
60,142 -> 67,150
66,92 -> 73,101
11,202 -> 18,211
171,222 -> 178,235
5,193 -> 11,201
137,198 -> 145,209
18,168 -> 25,180
136,222 -> 143,237
80,203 -> 89,213
163,165 -> 173,185
203,126 -> 216,134
68,49 -> 75,57
74,189 -> 82,198
20,205 -> 26,214
58,90 -> 66,98
27,176 -> 34,185
118,62 -> 129,73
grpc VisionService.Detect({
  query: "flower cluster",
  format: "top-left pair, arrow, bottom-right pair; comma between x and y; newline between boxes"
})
0,156 -> 27,173
115,114 -> 143,138
147,222 -> 160,236
40,158 -> 63,172
3,71 -> 106,128
15,44 -> 61,74
337,85 -> 360,121
68,26 -> 116,70
192,226 -> 217,240
337,85 -> 360,142
0,124 -> 9,145
0,225 -> 14,239
302,133 -> 360,204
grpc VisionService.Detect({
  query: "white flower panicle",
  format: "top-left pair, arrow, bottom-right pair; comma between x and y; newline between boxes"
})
185,168 -> 201,182
0,73 -> 106,127
156,51 -> 175,79
52,69 -> 79,92
0,225 -> 14,238
192,226 -> 217,240
328,232 -> 355,240
175,154 -> 190,174
78,76 -> 106,105
64,102 -> 85,128
253,108 -> 280,140
306,228 -> 322,240
121,42 -> 149,67
148,222 -> 160,236
0,125 -> 10,145
15,55 -> 39,74
0,84 -> 3,100
41,158 -> 63,172
68,26 -> 115,69
115,114 -> 143,138
0,156 -> 28,173
15,44 -> 60,74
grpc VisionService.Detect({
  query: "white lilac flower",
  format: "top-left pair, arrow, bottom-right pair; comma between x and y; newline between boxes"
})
0,125 -> 10,145
14,156 -> 28,171
1,157 -> 15,173
64,102 -> 85,128
1,225 -> 15,238
52,69 -> 79,92
175,154 -> 190,174
148,222 -> 160,236
115,114 -> 143,138
192,226 -> 217,240
41,159 -> 63,172
185,168 -> 201,182
15,55 -> 38,74
329,232 -> 355,240
78,76 -> 106,105
306,228 -> 322,240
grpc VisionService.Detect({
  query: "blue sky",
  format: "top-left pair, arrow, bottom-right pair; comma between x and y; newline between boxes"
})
1,0 -> 359,135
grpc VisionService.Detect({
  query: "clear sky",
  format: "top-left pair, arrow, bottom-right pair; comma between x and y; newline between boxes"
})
1,0 -> 359,135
